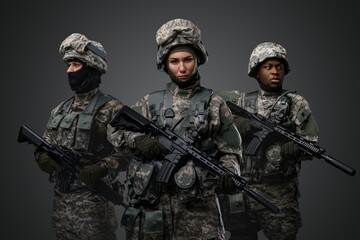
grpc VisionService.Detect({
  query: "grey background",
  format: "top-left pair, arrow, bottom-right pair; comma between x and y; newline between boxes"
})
2,0 -> 359,239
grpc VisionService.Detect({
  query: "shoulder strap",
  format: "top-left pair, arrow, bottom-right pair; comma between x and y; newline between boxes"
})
77,90 -> 114,130
164,83 -> 175,128
148,88 -> 166,126
215,90 -> 241,104
244,90 -> 258,113
58,96 -> 75,115
175,87 -> 213,131
266,90 -> 296,117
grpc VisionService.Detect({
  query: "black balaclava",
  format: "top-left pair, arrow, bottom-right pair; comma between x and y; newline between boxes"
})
67,59 -> 101,93
166,45 -> 200,89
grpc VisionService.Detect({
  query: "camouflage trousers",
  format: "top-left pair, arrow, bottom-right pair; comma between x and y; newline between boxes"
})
52,187 -> 118,240
125,193 -> 225,240
221,195 -> 301,240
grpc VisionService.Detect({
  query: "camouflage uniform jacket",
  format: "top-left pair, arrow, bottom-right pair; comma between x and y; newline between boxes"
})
108,82 -> 242,205
218,88 -> 318,207
43,88 -> 128,188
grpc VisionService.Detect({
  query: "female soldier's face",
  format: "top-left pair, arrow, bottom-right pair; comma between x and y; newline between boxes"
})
256,58 -> 285,91
168,52 -> 195,82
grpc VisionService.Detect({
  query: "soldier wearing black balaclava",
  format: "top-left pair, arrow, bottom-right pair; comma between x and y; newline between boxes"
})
34,33 -> 128,240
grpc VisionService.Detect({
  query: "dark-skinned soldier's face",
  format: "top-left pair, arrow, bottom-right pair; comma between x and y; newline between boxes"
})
256,58 -> 285,92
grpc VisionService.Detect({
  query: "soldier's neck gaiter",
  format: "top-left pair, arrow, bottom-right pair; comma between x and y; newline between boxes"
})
68,65 -> 101,93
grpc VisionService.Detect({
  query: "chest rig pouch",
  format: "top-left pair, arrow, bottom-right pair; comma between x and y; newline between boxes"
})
147,83 -> 215,202
242,90 -> 296,182
46,90 -> 113,193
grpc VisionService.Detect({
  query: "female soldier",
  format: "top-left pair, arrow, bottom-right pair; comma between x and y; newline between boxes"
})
108,19 -> 242,240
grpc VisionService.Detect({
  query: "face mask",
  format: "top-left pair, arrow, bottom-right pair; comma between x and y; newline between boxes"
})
67,63 -> 101,93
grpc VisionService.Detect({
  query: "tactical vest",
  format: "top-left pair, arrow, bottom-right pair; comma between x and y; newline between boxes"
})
149,83 -> 213,136
46,90 -> 114,192
126,83 -> 216,206
242,90 -> 298,182
244,90 -> 296,127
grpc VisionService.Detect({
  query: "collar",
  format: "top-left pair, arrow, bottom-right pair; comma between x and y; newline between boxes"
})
74,88 -> 99,103
258,87 -> 282,97
168,81 -> 201,99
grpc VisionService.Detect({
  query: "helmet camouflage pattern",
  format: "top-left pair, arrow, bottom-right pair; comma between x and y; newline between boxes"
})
248,42 -> 290,77
59,33 -> 108,73
156,19 -> 208,70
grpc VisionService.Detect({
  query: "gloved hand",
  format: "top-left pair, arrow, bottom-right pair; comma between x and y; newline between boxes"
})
79,164 -> 108,190
233,116 -> 262,139
35,151 -> 61,174
280,141 -> 300,159
134,136 -> 169,159
215,173 -> 237,195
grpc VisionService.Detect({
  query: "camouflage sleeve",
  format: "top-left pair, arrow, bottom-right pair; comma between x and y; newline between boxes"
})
107,95 -> 150,150
290,94 -> 319,143
208,94 -> 242,175
290,94 -> 319,161
98,98 -> 133,172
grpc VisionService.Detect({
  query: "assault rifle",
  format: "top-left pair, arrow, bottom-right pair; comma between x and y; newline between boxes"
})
226,101 -> 356,177
110,105 -> 280,213
17,125 -> 127,207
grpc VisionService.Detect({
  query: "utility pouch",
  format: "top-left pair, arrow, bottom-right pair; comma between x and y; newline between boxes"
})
218,193 -> 247,231
174,163 -> 199,202
145,210 -> 163,234
47,114 -> 65,129
133,164 -> 155,196
127,160 -> 160,205
229,193 -> 246,214
126,159 -> 141,181
264,144 -> 283,175
77,114 -> 93,130
121,207 -> 141,231
59,113 -> 77,129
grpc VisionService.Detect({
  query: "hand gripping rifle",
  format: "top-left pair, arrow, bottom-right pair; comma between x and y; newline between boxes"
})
226,101 -> 356,177
110,105 -> 280,213
17,125 -> 127,207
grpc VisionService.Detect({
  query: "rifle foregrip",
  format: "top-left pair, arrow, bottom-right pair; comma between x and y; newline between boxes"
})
244,188 -> 280,214
323,155 -> 356,176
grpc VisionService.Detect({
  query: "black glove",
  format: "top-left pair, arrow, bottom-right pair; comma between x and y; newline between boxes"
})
35,151 -> 61,174
215,173 -> 237,195
79,164 -> 108,190
134,136 -> 169,159
280,141 -> 300,159
233,116 -> 262,139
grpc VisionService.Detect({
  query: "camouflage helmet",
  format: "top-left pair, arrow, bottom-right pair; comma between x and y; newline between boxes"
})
59,33 -> 108,73
248,42 -> 290,78
156,19 -> 208,70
